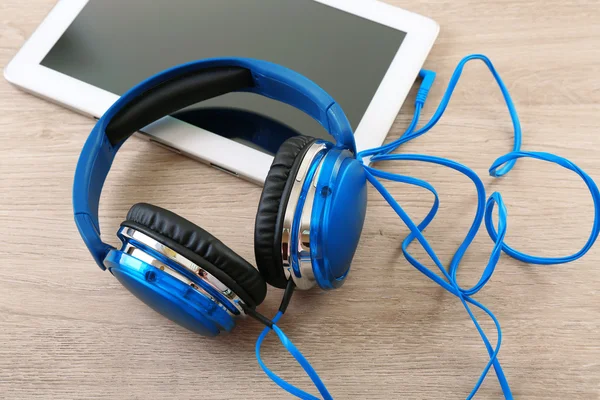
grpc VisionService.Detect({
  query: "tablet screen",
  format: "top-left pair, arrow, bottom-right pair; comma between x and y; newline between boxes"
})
41,0 -> 406,155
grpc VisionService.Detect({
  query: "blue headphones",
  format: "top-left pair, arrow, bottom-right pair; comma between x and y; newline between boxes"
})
73,58 -> 368,337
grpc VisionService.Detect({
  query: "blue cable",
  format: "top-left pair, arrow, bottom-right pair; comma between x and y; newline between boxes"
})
486,151 -> 600,264
362,54 -> 600,399
357,70 -> 432,163
358,54 -> 522,175
255,311 -> 333,400
365,161 -> 511,399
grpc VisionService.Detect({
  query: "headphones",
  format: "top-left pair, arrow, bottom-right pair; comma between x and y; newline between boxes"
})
73,58 -> 368,337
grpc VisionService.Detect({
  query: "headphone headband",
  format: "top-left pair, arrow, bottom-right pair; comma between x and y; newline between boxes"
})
73,57 -> 356,270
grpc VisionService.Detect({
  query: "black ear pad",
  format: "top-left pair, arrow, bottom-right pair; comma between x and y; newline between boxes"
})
121,203 -> 267,307
254,136 -> 318,288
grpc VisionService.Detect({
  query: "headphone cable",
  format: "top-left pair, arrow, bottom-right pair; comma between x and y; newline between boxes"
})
240,279 -> 296,328
243,280 -> 333,400
360,54 -> 599,399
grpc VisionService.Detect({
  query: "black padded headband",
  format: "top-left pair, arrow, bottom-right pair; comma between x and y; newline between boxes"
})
105,67 -> 253,145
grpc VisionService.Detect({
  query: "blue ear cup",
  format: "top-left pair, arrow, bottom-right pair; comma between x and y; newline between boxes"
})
108,203 -> 267,336
255,136 -> 368,291
105,250 -> 236,336
308,148 -> 368,289
123,203 -> 267,306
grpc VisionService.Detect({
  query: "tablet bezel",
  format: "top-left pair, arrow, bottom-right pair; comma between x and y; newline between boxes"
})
4,0 -> 439,185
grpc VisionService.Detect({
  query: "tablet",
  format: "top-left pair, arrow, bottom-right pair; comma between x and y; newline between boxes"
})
5,0 -> 439,184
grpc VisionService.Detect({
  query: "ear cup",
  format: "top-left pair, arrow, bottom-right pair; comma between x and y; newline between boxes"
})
122,203 -> 267,307
254,135 -> 318,288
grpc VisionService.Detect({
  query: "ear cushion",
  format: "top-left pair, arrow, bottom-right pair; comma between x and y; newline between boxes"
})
254,135 -> 317,288
121,203 -> 266,307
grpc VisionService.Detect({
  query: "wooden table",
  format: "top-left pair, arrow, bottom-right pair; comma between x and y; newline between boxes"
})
1,1 -> 599,398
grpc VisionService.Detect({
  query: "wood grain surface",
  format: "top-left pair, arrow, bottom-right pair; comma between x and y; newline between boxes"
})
1,1 -> 599,398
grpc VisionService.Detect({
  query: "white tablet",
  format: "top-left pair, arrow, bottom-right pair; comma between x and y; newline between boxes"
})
5,0 -> 438,184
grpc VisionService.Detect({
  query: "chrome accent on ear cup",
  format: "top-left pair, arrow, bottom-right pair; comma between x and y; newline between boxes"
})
281,142 -> 328,271
281,143 -> 328,290
296,154 -> 326,288
313,159 -> 324,189
295,167 -> 320,290
116,227 -> 245,316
